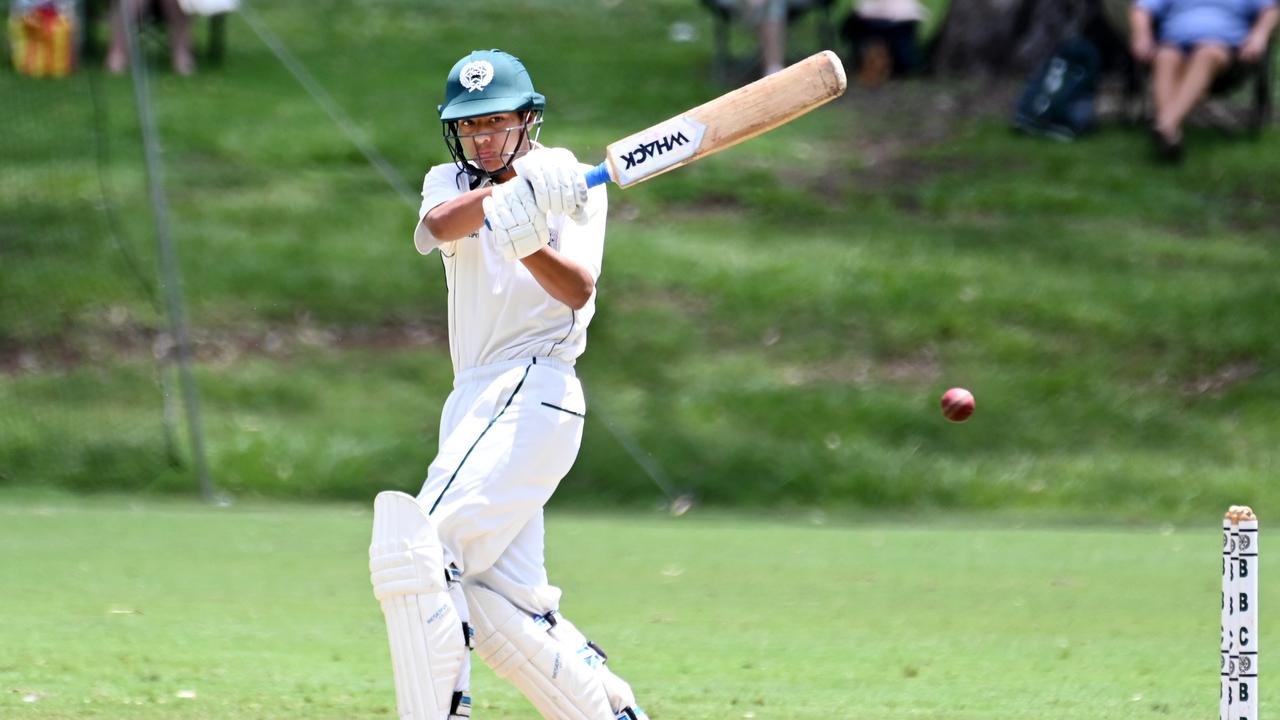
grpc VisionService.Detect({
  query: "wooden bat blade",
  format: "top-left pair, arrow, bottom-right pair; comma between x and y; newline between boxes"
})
591,50 -> 847,189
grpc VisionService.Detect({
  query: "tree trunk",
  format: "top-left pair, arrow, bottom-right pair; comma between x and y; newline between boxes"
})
928,0 -> 1129,76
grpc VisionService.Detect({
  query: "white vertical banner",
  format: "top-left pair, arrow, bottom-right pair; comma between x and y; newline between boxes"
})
1224,512 -> 1236,720
1231,515 -> 1242,719
1237,510 -> 1259,720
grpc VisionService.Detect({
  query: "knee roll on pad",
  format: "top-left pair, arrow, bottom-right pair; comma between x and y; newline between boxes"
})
466,584 -> 646,720
370,491 -> 469,720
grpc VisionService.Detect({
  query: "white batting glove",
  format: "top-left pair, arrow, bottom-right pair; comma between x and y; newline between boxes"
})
483,178 -> 549,261
513,147 -> 590,224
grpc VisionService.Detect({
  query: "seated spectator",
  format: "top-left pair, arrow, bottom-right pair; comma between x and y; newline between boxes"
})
1130,0 -> 1279,161
105,0 -> 196,75
842,0 -> 929,86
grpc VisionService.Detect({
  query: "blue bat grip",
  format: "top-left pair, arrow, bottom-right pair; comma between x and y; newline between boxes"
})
585,161 -> 612,188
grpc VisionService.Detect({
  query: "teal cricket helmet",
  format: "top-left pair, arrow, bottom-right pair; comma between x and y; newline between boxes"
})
438,49 -> 546,122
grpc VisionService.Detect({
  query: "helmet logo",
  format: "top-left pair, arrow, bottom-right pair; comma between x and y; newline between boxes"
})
460,61 -> 495,93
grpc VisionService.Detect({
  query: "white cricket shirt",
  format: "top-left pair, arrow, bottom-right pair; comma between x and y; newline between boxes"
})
412,162 -> 607,375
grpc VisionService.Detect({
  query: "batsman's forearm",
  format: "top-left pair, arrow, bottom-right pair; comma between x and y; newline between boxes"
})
520,247 -> 595,310
424,187 -> 493,241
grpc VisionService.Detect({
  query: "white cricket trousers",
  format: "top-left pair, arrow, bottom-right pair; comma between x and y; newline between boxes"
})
417,356 -> 585,614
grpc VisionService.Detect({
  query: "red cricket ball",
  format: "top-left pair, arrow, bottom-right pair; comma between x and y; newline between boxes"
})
940,387 -> 975,423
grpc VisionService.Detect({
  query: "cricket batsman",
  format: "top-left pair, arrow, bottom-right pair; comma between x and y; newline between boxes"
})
366,49 -> 649,720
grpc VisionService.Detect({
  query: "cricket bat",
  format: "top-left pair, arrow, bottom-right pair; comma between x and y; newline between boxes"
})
583,50 -> 847,189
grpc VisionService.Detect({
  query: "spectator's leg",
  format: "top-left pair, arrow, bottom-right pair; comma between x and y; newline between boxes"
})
1157,43 -> 1231,138
888,20 -> 921,76
105,0 -> 141,74
1151,46 -> 1188,139
158,0 -> 196,74
759,0 -> 787,75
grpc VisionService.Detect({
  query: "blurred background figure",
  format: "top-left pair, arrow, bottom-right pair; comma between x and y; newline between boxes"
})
704,0 -> 789,76
842,0 -> 929,86
752,0 -> 788,76
105,0 -> 196,75
1129,0 -> 1279,161
8,0 -> 79,77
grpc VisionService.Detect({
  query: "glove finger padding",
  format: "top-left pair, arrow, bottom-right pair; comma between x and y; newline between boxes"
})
538,164 -> 567,217
551,153 -> 589,224
521,164 -> 552,217
556,157 -> 583,217
513,152 -> 557,215
482,194 -> 516,260
546,164 -> 569,216
514,148 -> 587,219
553,163 -> 578,218
506,178 -> 542,225
564,165 -> 589,225
495,179 -> 541,227
481,195 -> 509,235
484,181 -> 549,262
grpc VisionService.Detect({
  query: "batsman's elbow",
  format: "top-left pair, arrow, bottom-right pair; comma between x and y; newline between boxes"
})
565,281 -> 595,311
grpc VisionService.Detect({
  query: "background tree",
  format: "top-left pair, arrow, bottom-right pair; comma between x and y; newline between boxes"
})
928,0 -> 1131,75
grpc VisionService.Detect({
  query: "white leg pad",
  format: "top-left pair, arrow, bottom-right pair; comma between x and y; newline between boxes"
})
467,584 -> 616,720
370,491 -> 468,720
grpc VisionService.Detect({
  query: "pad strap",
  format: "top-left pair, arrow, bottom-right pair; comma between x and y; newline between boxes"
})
450,691 -> 472,719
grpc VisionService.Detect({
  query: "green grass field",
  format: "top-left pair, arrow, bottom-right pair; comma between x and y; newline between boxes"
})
0,491 -> 1256,719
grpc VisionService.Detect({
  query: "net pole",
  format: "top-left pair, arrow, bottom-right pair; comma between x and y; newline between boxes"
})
120,5 -> 215,501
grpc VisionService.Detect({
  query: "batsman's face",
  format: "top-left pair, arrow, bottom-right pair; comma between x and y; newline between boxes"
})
457,111 -> 530,175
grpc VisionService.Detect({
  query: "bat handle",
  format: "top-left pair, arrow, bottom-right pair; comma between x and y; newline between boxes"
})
585,161 -> 612,188
484,161 -> 612,230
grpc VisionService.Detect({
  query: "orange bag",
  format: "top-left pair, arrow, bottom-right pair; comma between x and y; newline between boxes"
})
9,2 -> 77,78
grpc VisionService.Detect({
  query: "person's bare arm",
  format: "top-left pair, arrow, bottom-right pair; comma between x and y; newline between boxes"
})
1241,6 -> 1279,63
520,246 -> 595,310
1130,5 -> 1157,63
423,186 -> 496,242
